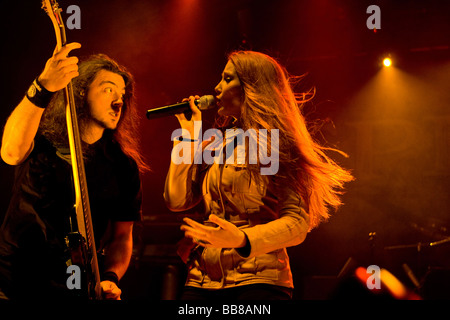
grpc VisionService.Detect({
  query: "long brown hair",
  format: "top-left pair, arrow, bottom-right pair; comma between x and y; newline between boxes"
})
226,50 -> 353,229
39,54 -> 149,173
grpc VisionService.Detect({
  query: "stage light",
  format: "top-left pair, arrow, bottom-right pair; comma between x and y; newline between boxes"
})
383,57 -> 392,67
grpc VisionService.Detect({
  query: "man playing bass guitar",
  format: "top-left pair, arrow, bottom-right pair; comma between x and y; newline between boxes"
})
0,43 -> 148,300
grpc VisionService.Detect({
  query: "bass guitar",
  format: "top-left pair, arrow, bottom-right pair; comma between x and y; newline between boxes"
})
41,0 -> 101,299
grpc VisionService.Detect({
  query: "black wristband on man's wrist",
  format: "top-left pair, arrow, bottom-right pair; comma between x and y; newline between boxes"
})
25,77 -> 55,109
102,271 -> 120,286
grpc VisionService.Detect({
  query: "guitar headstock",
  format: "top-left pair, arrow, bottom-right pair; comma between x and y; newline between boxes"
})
41,0 -> 66,49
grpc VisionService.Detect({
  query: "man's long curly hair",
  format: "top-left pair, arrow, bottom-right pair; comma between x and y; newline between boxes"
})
221,50 -> 354,230
39,54 -> 148,173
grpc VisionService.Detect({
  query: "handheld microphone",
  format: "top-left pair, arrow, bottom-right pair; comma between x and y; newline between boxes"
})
146,95 -> 216,120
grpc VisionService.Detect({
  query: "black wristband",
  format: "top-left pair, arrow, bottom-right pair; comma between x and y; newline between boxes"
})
26,77 -> 55,109
101,271 -> 120,286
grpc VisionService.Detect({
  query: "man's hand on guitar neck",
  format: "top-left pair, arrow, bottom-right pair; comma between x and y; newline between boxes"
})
38,42 -> 81,92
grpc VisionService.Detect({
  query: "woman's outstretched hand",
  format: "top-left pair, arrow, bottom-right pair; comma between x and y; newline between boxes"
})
181,214 -> 247,249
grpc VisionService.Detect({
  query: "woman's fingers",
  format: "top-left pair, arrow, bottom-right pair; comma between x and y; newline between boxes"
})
181,215 -> 246,248
207,214 -> 231,230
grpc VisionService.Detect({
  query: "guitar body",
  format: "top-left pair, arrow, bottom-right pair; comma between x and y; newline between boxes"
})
42,0 -> 102,299
65,232 -> 98,299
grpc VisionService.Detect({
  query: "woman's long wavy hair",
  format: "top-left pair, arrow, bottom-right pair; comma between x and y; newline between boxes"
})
39,54 -> 149,173
223,50 -> 353,230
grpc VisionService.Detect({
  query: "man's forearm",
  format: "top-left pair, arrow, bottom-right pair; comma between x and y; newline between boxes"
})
1,97 -> 45,165
103,228 -> 134,280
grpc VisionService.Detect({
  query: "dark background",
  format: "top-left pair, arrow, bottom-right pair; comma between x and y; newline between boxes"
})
1,0 -> 449,300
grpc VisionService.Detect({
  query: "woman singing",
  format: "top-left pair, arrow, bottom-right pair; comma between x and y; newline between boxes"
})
164,50 -> 353,300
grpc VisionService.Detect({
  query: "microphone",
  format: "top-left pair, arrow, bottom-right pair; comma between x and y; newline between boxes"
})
146,95 -> 216,120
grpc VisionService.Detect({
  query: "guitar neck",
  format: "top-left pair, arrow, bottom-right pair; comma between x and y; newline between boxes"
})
65,85 -> 98,252
65,82 -> 102,298
42,0 -> 101,299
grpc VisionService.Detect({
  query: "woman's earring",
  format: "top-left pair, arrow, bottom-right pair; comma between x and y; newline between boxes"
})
80,90 -> 85,97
